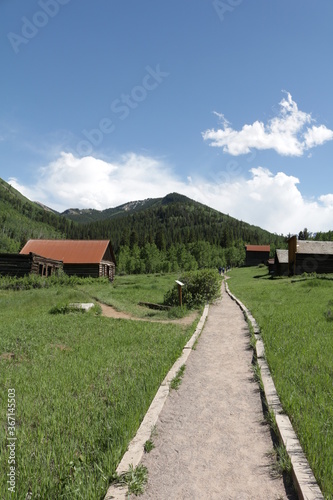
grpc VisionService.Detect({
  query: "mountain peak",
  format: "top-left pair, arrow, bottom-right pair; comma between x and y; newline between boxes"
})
161,193 -> 191,205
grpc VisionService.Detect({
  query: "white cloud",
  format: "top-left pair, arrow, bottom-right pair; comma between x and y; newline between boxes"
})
8,151 -> 333,236
192,167 -> 311,234
304,125 -> 333,149
202,92 -> 333,156
318,194 -> 333,208
9,152 -> 186,212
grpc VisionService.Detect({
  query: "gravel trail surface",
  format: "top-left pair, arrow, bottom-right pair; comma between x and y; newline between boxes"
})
139,283 -> 294,500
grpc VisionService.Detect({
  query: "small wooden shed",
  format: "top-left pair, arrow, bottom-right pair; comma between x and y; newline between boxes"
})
288,236 -> 333,275
0,252 -> 63,277
267,258 -> 275,274
274,249 -> 289,276
245,245 -> 270,266
20,240 -> 116,280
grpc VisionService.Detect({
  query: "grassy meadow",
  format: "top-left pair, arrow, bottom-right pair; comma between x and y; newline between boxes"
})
0,274 -> 199,499
227,267 -> 333,499
83,272 -> 186,319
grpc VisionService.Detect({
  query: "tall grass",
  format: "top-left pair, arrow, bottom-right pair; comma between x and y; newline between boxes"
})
228,267 -> 333,498
0,273 -> 107,291
0,277 -> 197,499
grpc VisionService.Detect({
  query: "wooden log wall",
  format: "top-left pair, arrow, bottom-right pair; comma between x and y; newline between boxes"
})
245,251 -> 270,266
295,254 -> 333,275
63,264 -> 100,278
0,254 -> 32,277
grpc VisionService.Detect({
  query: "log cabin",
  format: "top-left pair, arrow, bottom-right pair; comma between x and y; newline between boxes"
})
0,252 -> 63,277
245,244 -> 270,266
288,235 -> 333,275
20,240 -> 116,280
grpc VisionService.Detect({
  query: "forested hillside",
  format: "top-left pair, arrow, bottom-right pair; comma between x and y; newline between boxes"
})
0,179 -> 287,272
0,179 -> 74,252
63,193 -> 287,273
63,193 -> 284,250
62,198 -> 161,223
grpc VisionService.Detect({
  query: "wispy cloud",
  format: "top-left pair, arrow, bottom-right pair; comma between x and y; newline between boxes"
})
8,151 -> 333,235
202,92 -> 333,156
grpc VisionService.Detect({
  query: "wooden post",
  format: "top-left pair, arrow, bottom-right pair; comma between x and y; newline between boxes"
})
175,280 -> 184,307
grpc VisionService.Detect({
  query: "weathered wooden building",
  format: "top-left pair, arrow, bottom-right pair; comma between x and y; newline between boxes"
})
274,249 -> 289,276
245,245 -> 270,266
20,240 -> 116,280
288,235 -> 333,275
267,258 -> 275,274
0,252 -> 63,277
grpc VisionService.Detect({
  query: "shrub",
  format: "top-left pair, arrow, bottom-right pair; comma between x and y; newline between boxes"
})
164,269 -> 222,308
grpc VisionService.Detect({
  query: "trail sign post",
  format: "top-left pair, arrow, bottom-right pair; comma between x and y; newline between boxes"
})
175,280 -> 184,307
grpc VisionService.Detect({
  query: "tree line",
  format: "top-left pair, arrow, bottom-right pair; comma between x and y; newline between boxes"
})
116,241 -> 247,274
1,185 -> 287,272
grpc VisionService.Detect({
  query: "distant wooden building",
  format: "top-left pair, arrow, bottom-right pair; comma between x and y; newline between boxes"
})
274,249 -> 289,276
20,240 -> 116,280
288,235 -> 333,275
267,258 -> 275,274
245,245 -> 270,266
0,252 -> 62,277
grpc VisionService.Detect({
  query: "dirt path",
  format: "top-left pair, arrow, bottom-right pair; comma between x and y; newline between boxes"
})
139,283 -> 295,500
99,302 -> 199,325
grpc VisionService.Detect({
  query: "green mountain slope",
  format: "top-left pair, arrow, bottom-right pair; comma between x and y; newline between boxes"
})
63,192 -> 287,272
0,178 -> 74,252
0,179 -> 287,271
61,197 -> 161,223
62,192 -> 286,253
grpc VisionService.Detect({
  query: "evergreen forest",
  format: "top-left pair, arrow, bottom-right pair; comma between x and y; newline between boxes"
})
0,180 -> 287,273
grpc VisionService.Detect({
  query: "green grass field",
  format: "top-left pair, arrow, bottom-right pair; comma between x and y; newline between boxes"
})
0,275 -> 199,499
227,267 -> 333,499
83,273 -> 185,319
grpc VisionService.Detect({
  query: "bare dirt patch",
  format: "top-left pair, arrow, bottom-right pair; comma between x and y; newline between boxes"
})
99,302 -> 198,325
0,352 -> 26,363
0,352 -> 16,361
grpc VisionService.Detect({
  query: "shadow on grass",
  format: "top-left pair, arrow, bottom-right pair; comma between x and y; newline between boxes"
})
252,273 -> 271,279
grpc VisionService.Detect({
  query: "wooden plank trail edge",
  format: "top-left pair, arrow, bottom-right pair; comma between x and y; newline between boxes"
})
104,304 -> 209,500
225,281 -> 324,500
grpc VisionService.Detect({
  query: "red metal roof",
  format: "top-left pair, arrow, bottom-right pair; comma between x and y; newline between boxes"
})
245,245 -> 270,252
20,240 -> 112,264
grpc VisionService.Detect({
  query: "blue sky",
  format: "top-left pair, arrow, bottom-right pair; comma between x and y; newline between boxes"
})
1,0 -> 333,234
